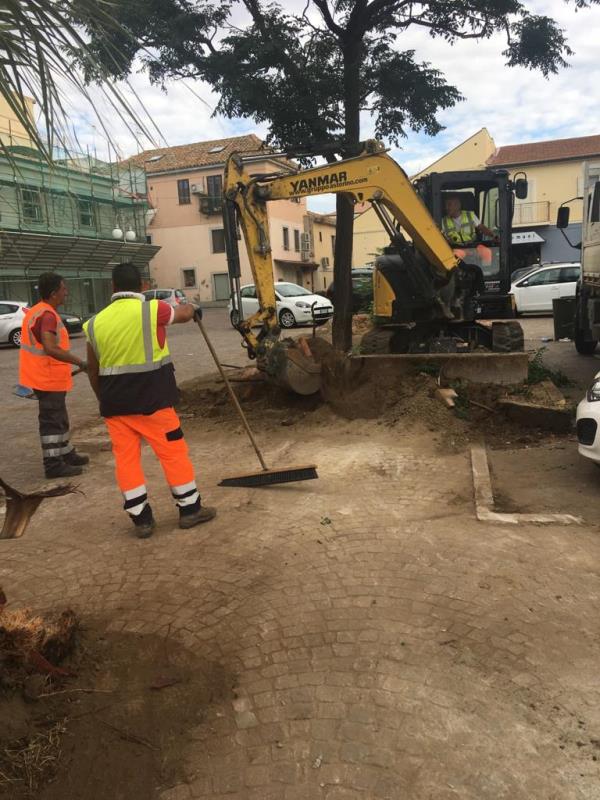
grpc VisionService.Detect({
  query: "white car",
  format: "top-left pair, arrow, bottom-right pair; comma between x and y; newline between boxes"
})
143,288 -> 188,307
0,300 -> 27,346
576,370 -> 600,465
228,282 -> 334,329
511,262 -> 580,314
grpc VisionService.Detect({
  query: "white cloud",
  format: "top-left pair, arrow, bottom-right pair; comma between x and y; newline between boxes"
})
66,0 -> 600,215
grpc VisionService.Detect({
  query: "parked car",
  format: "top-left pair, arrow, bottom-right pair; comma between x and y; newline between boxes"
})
576,370 -> 600,465
510,265 -> 540,283
228,282 -> 334,328
326,267 -> 374,313
0,300 -> 27,346
510,262 -> 580,314
59,311 -> 83,336
143,288 -> 188,307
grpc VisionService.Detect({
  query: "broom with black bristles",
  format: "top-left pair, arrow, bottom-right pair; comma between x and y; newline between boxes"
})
195,318 -> 318,488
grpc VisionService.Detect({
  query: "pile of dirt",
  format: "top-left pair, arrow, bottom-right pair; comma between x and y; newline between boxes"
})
176,341 -> 573,452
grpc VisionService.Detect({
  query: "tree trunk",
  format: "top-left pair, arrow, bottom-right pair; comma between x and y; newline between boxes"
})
331,37 -> 361,352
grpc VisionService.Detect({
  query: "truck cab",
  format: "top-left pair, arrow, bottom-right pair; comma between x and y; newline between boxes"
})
555,161 -> 600,353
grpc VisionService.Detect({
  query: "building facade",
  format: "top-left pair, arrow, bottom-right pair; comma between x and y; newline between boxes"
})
486,135 -> 600,269
125,135 -> 325,303
0,98 -> 158,317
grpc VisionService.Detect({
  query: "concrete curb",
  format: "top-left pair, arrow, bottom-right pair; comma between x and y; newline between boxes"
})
470,444 -> 583,526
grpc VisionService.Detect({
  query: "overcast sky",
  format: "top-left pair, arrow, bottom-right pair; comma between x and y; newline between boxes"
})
67,0 -> 600,213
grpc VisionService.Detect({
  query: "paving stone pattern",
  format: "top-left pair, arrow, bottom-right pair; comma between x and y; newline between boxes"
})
2,424 -> 600,799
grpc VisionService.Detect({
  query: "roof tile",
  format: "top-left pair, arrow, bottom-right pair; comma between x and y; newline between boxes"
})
121,133 -> 265,174
487,134 -> 600,167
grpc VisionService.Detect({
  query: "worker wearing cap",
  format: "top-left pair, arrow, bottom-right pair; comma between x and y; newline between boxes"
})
83,262 -> 216,539
19,272 -> 89,479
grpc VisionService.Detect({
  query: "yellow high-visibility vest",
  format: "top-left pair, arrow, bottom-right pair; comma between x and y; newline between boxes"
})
442,210 -> 477,244
84,297 -> 171,375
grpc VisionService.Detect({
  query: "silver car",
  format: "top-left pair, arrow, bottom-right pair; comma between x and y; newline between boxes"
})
143,288 -> 188,307
0,300 -> 27,346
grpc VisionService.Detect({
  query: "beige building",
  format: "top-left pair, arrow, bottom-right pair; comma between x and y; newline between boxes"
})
0,94 -> 35,148
412,127 -> 496,180
352,204 -> 388,267
304,211 -> 336,292
486,134 -> 600,265
124,135 -> 320,302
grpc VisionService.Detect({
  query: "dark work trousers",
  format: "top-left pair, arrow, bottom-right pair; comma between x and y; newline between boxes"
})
34,390 -> 74,472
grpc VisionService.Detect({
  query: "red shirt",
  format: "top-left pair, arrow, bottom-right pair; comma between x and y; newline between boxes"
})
31,310 -> 57,343
156,300 -> 174,348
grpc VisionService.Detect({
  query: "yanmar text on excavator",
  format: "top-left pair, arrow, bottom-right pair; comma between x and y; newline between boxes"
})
221,140 -> 528,395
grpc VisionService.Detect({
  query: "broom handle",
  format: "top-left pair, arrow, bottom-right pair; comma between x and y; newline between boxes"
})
195,318 -> 269,472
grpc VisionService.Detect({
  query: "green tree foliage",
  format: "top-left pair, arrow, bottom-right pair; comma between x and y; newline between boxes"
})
78,0 -> 599,348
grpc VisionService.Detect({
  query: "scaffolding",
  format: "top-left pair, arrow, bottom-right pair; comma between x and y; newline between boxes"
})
0,117 -> 158,317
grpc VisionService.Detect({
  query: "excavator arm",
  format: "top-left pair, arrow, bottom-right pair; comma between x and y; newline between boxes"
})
222,140 -> 460,394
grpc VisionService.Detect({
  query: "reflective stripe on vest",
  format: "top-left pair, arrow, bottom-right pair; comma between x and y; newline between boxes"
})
84,298 -> 171,376
443,210 -> 477,243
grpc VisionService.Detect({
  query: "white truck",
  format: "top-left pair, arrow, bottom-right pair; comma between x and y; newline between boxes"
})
555,161 -> 600,353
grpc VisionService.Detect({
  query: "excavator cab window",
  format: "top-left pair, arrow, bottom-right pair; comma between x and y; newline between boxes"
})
439,184 -> 501,281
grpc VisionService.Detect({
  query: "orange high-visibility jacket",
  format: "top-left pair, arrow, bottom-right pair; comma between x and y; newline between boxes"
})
19,302 -> 73,392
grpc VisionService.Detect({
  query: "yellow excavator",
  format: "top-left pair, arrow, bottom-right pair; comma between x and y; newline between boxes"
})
223,140 -> 524,395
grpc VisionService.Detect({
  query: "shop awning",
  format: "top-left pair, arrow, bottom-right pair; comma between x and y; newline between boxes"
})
512,231 -> 545,245
0,231 -> 160,274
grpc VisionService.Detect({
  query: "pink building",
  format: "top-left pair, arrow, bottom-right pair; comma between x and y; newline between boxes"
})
124,135 -> 318,302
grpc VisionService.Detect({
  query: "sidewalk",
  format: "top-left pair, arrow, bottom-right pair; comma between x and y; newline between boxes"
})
2,414 -> 599,799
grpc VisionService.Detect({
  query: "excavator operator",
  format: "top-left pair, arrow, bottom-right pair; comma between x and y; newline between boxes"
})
442,194 -> 497,245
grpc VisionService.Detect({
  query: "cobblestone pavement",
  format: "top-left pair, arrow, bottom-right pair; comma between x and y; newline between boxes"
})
2,413 -> 600,798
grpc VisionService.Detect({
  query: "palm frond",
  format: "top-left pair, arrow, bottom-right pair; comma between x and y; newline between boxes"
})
0,0 -> 159,159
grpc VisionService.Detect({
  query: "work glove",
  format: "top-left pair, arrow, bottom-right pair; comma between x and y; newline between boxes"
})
192,305 -> 203,322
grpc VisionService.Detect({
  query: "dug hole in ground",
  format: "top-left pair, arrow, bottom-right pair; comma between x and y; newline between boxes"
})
1,320 -> 600,800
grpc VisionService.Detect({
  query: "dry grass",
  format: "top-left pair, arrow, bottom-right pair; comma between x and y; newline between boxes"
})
0,718 -> 67,793
0,606 -> 78,682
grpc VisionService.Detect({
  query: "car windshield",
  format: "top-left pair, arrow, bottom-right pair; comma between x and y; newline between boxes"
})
275,283 -> 311,297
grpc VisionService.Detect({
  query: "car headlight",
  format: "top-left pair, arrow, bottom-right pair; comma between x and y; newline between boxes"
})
587,379 -> 600,402
66,317 -> 79,323
295,301 -> 311,308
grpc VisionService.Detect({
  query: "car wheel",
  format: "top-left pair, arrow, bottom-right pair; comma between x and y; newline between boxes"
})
230,309 -> 240,328
279,309 -> 296,329
9,328 -> 21,347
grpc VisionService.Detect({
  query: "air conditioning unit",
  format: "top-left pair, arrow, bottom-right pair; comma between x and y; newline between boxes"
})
320,257 -> 330,269
191,181 -> 205,195
300,233 -> 311,252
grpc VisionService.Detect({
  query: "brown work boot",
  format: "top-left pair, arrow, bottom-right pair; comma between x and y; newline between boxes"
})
179,505 -> 217,529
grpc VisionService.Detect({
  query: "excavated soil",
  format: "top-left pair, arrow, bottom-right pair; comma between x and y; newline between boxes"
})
0,625 -> 233,800
177,341 -> 573,454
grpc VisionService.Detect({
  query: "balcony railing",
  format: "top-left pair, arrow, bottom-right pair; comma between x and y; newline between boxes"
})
512,201 -> 550,226
199,195 -> 223,215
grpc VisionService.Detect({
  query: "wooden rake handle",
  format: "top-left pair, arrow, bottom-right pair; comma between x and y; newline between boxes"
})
195,319 -> 269,472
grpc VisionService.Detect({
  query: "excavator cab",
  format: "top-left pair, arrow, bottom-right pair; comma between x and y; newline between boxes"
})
414,169 -> 523,318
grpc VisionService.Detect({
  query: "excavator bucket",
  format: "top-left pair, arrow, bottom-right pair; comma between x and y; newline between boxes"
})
266,339 -> 322,396
0,477 -> 79,539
